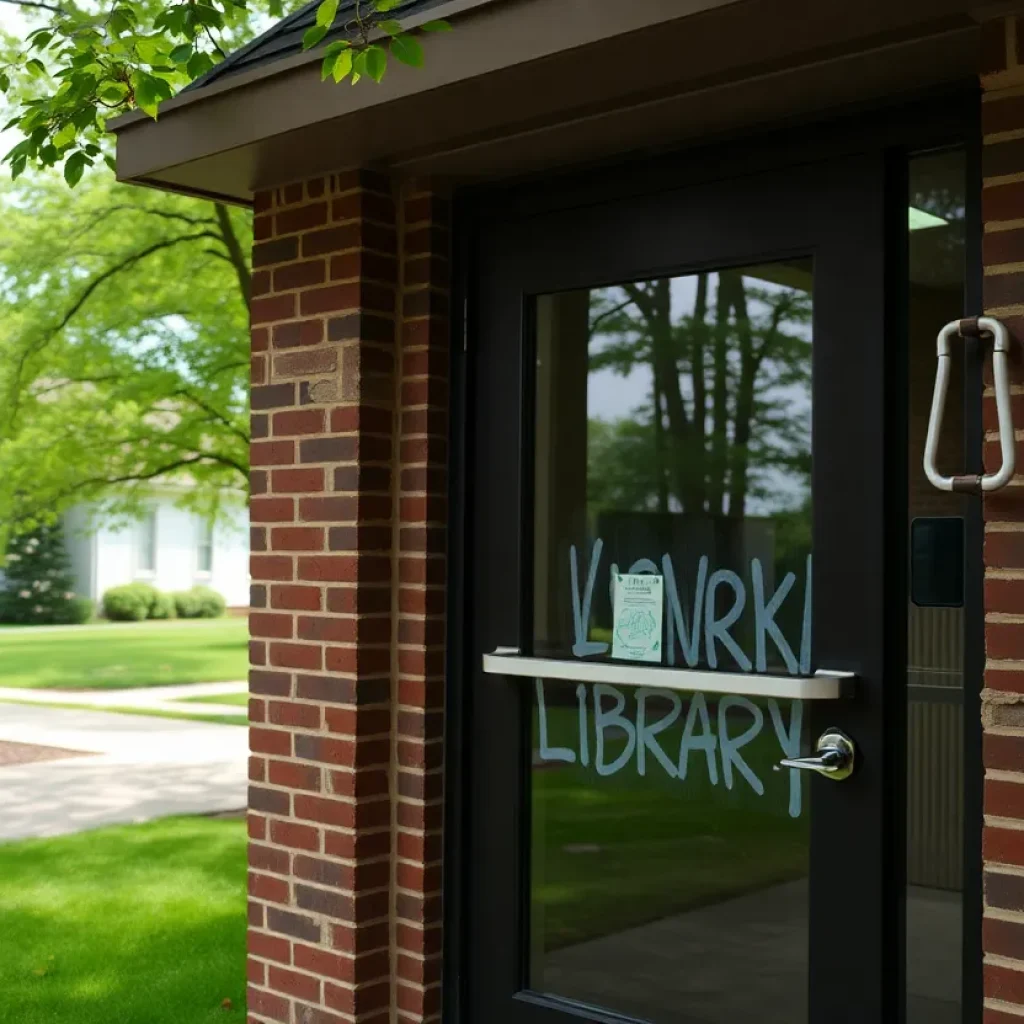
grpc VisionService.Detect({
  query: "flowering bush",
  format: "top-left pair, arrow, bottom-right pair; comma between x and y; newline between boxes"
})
0,524 -> 92,625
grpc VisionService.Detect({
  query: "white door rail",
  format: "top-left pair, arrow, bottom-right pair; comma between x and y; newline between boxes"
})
924,316 -> 1015,493
482,650 -> 854,700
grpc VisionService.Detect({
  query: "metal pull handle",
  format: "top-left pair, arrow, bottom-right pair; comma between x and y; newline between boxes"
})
779,728 -> 855,781
924,316 -> 1015,493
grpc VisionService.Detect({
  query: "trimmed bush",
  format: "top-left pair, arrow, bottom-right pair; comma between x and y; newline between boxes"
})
57,596 -> 94,625
173,585 -> 226,619
192,586 -> 226,618
171,589 -> 201,619
0,523 -> 90,626
149,591 -> 176,620
102,583 -> 160,622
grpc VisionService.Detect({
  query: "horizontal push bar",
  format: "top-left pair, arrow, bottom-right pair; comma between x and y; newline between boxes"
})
481,650 -> 855,700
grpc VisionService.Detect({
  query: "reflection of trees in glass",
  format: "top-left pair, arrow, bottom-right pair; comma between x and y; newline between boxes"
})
908,151 -> 965,287
587,270 -> 812,521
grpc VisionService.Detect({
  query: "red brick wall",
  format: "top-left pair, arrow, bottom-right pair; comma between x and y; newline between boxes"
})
246,171 -> 449,1024
981,15 -> 1024,1023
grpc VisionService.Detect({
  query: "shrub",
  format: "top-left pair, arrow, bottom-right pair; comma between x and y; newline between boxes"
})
149,591 -> 176,620
171,589 -> 201,619
103,582 -> 160,622
192,586 -> 226,618
56,596 -> 94,625
173,585 -> 226,619
0,523 -> 89,626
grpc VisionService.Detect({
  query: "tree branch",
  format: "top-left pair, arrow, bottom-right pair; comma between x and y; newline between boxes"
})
0,0 -> 65,13
588,298 -> 634,337
6,230 -> 223,423
168,387 -> 249,443
214,202 -> 251,308
52,454 -> 246,502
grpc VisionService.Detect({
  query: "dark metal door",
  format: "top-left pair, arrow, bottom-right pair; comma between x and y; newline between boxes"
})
457,151 -> 896,1024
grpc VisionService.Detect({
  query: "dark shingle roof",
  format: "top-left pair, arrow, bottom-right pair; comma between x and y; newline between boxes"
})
186,0 -> 449,92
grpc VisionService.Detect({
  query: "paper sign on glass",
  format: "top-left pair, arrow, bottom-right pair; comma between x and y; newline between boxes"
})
611,573 -> 664,663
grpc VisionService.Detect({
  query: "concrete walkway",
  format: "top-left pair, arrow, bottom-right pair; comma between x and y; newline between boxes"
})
0,680 -> 248,717
0,702 -> 248,841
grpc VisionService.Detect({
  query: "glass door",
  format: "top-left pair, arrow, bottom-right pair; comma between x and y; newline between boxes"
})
462,153 -> 895,1024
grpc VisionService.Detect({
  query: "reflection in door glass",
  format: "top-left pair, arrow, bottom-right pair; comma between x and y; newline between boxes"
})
530,264 -> 813,1023
905,149 -> 966,1024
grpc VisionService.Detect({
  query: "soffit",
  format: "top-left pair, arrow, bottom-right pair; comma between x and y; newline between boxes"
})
112,0 -> 984,205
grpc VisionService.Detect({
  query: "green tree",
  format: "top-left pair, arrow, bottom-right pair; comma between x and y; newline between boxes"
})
0,171 -> 250,533
0,0 -> 449,182
0,521 -> 88,623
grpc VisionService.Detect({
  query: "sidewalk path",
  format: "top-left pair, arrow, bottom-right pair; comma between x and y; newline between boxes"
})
0,680 -> 248,717
0,702 -> 247,841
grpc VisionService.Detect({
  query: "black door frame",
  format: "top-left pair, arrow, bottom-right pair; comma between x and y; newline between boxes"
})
444,87 -> 982,1024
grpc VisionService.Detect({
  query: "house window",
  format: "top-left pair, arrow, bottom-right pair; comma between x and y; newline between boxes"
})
196,519 -> 214,576
137,509 -> 157,576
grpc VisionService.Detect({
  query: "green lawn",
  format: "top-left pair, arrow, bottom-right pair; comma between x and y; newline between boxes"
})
0,619 -> 248,690
0,816 -> 247,1024
177,691 -> 250,707
532,697 -> 808,950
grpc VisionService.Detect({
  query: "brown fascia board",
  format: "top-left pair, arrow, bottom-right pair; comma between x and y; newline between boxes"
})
113,0 -> 986,206
111,0 -> 742,200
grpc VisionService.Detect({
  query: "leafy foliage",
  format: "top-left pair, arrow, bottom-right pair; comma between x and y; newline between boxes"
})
0,521 -> 91,624
311,0 -> 449,85
0,0 -> 449,181
173,584 -> 226,618
0,172 -> 250,537
99,581 -> 226,620
102,580 -> 160,619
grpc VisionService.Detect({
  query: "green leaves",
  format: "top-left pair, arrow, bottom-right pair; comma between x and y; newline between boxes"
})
130,72 -> 172,119
0,0 -> 451,181
62,151 -> 88,187
389,33 -> 422,67
186,51 -> 216,80
315,0 -> 339,28
320,40 -> 353,82
301,0 -> 444,89
332,49 -> 354,83
0,175 -> 253,524
51,122 -> 76,150
363,44 -> 387,82
302,24 -> 328,49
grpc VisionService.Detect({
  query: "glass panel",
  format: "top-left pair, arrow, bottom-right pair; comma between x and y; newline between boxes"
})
530,264 -> 813,1023
905,148 -> 966,1024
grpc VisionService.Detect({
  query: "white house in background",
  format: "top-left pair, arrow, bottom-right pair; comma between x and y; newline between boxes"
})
62,494 -> 250,608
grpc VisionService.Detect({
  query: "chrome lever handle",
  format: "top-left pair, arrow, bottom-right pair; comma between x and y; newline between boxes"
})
778,728 -> 855,782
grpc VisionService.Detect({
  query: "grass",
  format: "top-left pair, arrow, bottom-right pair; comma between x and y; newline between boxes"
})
0,816 -> 247,1024
0,618 -> 248,690
532,697 -> 808,950
177,691 -> 250,708
0,698 -> 246,727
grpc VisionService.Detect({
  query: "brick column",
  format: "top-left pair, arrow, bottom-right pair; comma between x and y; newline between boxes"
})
245,171 -> 449,1024
980,14 -> 1024,1023
393,188 -> 449,1024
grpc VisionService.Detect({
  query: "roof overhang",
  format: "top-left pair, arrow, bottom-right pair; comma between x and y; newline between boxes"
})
112,0 -> 989,206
